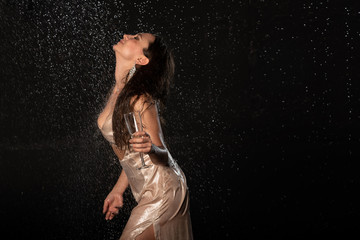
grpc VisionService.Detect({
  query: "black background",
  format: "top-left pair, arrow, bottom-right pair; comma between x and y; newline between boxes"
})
1,0 -> 359,239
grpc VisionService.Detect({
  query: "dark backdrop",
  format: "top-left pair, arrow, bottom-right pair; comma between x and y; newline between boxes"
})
1,0 -> 359,239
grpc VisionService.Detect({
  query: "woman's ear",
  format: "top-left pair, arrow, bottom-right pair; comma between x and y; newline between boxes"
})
136,56 -> 149,66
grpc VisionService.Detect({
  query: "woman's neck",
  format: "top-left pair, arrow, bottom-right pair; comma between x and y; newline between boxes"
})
114,54 -> 135,91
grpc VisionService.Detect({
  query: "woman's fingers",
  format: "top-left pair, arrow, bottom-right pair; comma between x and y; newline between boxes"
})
130,135 -> 151,143
103,198 -> 110,214
129,131 -> 152,153
108,211 -> 117,220
132,144 -> 152,153
132,142 -> 151,149
104,194 -> 124,220
131,131 -> 147,137
106,210 -> 117,220
110,206 -> 119,214
118,198 -> 123,207
106,211 -> 112,220
131,132 -> 151,141
106,207 -> 120,220
129,134 -> 151,146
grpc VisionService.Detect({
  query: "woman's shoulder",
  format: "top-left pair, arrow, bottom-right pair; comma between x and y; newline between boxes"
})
130,94 -> 156,112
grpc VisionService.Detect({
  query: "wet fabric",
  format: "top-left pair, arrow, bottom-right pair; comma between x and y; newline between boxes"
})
99,104 -> 193,240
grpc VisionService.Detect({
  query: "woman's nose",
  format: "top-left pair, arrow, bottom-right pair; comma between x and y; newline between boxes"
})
124,34 -> 136,40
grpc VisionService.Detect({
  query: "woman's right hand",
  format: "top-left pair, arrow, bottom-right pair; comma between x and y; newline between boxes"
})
103,191 -> 124,220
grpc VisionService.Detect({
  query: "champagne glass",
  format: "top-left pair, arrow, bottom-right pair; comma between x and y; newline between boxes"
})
123,111 -> 152,169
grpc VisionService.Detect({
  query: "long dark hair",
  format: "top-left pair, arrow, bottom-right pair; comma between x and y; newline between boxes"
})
112,34 -> 175,150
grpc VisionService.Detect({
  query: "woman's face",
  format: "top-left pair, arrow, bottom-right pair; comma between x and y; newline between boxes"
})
113,33 -> 155,63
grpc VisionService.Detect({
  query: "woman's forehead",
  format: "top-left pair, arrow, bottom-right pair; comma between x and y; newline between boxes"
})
139,33 -> 155,42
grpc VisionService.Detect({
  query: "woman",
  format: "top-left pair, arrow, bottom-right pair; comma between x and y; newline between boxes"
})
97,32 -> 193,240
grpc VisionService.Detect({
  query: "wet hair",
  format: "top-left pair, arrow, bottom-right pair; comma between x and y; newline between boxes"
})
112,34 -> 175,150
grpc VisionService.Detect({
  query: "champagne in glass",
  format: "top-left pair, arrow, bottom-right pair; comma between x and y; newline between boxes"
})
123,111 -> 152,169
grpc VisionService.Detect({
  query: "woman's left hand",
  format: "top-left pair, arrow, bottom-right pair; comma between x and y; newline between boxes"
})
129,131 -> 152,153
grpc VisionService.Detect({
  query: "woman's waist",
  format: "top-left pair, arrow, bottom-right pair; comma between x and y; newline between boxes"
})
119,152 -> 154,178
111,144 -> 128,160
125,162 -> 187,189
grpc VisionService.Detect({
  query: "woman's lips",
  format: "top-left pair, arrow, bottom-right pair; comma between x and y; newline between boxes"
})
120,39 -> 124,44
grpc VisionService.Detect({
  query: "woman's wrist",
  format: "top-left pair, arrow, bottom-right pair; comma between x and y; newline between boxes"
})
111,190 -> 124,196
147,144 -> 156,155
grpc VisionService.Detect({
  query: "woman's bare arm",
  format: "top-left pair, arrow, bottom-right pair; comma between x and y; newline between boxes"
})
103,169 -> 129,220
111,169 -> 129,194
130,95 -> 170,166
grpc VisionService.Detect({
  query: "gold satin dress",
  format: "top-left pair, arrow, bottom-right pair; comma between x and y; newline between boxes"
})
98,106 -> 193,240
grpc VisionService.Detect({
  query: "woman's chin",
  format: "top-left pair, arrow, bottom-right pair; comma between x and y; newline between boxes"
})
113,43 -> 122,52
